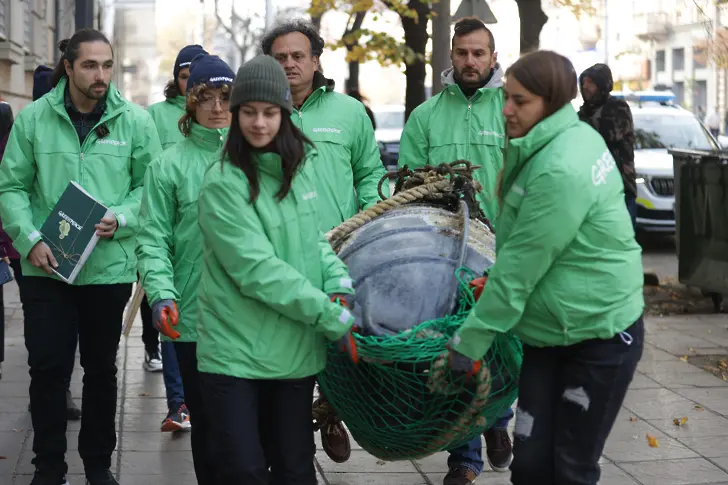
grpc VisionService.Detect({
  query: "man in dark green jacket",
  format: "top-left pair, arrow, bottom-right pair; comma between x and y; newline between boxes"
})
0,29 -> 160,485
398,17 -> 512,485
261,19 -> 389,463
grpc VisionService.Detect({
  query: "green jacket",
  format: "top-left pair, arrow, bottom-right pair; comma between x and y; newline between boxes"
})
0,78 -> 161,285
147,96 -> 186,149
136,123 -> 227,342
452,104 -> 644,360
196,151 -> 356,379
398,66 -> 505,222
291,73 -> 389,231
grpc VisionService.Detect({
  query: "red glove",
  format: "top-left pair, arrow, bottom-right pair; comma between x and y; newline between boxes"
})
152,299 -> 180,340
469,275 -> 488,301
337,327 -> 360,364
330,293 -> 350,308
447,339 -> 482,378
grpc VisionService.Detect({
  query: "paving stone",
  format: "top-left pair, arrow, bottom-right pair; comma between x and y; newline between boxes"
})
598,463 -> 642,485
316,450 -> 418,474
619,457 -> 728,485
602,414 -> 699,462
119,431 -> 191,452
326,472 -> 428,484
647,415 -> 728,439
119,450 -> 194,475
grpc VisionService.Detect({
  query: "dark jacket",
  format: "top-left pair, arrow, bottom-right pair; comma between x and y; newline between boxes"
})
578,64 -> 637,198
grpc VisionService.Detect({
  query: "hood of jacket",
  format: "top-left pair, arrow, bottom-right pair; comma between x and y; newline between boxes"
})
578,63 -> 614,115
441,63 -> 505,90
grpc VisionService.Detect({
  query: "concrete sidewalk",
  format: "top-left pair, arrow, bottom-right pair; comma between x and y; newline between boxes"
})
3,279 -> 728,484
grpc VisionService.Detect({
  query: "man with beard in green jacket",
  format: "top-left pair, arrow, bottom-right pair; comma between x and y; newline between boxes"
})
0,28 -> 161,485
398,17 -> 512,485
261,19 -> 389,464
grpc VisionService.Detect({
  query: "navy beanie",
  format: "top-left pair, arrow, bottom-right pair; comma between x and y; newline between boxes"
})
33,65 -> 53,101
174,44 -> 208,83
186,54 -> 235,93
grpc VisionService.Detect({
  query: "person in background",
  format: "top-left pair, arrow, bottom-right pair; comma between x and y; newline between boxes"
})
137,46 -> 207,381
197,54 -> 358,485
0,29 -> 161,485
18,64 -> 84,421
704,107 -> 722,137
578,64 -> 637,230
347,88 -> 377,130
261,19 -> 388,463
449,50 -> 644,485
137,53 -> 234,485
398,17 -> 513,484
0,101 -> 14,381
141,44 -> 209,433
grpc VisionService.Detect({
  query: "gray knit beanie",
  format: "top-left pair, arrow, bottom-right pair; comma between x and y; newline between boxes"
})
230,55 -> 292,113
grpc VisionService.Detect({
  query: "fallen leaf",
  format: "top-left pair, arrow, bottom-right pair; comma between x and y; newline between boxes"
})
646,433 -> 660,448
695,405 -> 705,411
680,355 -> 689,362
720,360 -> 728,369
0,456 -> 6,460
689,347 -> 695,352
376,459 -> 386,466
629,417 -> 638,422
673,416 -> 689,426
137,392 -> 152,397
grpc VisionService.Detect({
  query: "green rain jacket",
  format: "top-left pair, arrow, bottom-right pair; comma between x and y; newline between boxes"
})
136,123 -> 227,342
196,151 -> 356,379
452,105 -> 644,360
0,78 -> 161,285
291,73 -> 389,231
398,66 -> 506,222
147,96 -> 186,149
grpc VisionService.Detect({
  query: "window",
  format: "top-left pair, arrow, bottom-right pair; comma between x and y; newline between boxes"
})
24,0 -> 33,52
0,0 -> 8,40
633,113 -> 718,151
656,50 -> 666,72
672,48 -> 685,71
694,45 -> 708,68
673,81 -> 685,105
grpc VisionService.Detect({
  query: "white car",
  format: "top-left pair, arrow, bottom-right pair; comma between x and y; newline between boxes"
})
371,105 -> 405,169
613,91 -> 720,233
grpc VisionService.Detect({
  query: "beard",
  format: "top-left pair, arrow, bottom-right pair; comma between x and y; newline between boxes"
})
84,83 -> 109,100
454,67 -> 491,89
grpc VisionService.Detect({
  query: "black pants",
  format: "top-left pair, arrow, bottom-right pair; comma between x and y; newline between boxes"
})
21,276 -> 132,478
200,372 -> 317,485
174,342 -> 215,485
140,292 -> 158,354
510,318 -> 644,485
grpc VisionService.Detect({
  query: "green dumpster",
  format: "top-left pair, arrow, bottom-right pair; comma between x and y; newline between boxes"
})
670,148 -> 728,304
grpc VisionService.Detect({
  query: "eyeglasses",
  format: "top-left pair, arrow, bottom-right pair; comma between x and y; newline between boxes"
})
198,96 -> 230,111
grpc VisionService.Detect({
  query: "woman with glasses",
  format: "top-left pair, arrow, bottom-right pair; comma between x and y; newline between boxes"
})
136,54 -> 234,485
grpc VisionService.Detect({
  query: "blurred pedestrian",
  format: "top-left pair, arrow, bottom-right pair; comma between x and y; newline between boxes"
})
0,101 -> 14,382
705,108 -> 721,137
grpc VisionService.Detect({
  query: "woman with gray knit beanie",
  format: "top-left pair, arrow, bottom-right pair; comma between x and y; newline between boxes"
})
196,54 -> 359,484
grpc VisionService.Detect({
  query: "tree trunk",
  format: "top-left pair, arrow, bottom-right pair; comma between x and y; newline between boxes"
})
515,0 -> 548,55
401,0 -> 430,121
344,11 -> 367,93
431,0 -> 451,95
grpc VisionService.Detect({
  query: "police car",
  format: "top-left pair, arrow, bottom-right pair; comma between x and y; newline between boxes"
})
612,91 -> 720,233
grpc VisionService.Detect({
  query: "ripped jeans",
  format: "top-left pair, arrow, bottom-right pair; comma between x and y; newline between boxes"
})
510,317 -> 644,485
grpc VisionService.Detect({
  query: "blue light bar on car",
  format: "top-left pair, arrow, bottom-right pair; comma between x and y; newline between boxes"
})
612,91 -> 677,103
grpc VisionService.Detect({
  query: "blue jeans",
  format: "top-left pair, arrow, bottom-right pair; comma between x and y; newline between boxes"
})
161,341 -> 185,411
447,407 -> 514,474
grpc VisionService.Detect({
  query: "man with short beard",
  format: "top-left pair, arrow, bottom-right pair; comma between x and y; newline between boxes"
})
398,16 -> 513,485
0,28 -> 160,485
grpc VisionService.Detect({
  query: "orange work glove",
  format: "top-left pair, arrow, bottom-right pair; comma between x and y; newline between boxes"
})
469,275 -> 489,301
151,299 -> 180,340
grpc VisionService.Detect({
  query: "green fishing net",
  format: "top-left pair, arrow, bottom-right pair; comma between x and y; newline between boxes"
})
318,269 -> 523,461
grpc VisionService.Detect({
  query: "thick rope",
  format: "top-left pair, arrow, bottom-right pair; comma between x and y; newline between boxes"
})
326,179 -> 453,244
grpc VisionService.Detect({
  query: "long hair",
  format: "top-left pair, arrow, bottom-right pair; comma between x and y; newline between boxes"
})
164,79 -> 182,100
0,103 -> 14,141
178,83 -> 231,137
222,110 -> 313,204
51,29 -> 113,87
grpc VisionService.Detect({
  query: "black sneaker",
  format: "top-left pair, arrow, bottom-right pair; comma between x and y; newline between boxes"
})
160,403 -> 191,432
85,469 -> 119,485
143,348 -> 163,372
30,471 -> 69,485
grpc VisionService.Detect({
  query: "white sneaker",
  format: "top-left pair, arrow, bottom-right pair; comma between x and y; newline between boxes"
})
143,349 -> 163,372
